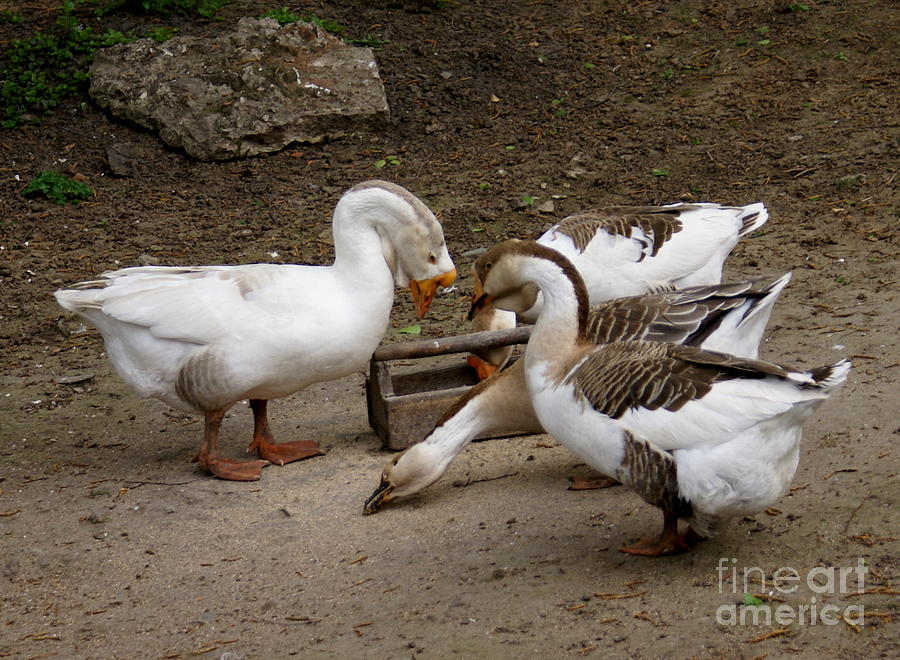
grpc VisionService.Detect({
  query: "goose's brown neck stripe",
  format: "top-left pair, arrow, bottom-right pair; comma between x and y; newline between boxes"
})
507,240 -> 590,343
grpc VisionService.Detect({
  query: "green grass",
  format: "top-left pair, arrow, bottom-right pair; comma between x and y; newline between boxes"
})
0,0 -> 237,128
106,1 -> 233,18
22,170 -> 93,204
0,6 -> 129,128
259,7 -> 302,25
0,9 -> 23,23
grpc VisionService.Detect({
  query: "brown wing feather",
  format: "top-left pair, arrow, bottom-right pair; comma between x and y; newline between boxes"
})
552,206 -> 689,258
582,277 -> 777,348
569,341 -> 795,419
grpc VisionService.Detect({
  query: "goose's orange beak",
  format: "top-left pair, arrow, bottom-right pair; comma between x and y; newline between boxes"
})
409,268 -> 457,318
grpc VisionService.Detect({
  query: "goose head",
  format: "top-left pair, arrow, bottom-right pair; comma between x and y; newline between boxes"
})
363,442 -> 450,514
469,256 -> 539,322
342,181 -> 456,317
473,239 -> 590,341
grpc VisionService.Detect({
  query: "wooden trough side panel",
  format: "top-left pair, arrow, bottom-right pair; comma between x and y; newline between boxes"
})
367,327 -> 536,451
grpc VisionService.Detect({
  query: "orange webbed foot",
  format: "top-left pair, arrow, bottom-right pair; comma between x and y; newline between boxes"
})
568,475 -> 621,491
204,457 -> 270,481
247,438 -> 325,466
467,355 -> 499,381
619,535 -> 689,556
619,527 -> 705,556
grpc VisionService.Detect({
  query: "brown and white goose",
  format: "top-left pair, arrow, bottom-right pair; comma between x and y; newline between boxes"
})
55,180 -> 456,481
467,202 -> 768,378
364,273 -> 791,514
454,240 -> 847,555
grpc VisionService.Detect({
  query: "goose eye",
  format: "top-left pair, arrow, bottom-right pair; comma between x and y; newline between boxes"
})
484,262 -> 493,271
428,253 -> 437,264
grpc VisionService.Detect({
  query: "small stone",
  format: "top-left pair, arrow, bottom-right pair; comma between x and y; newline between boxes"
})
835,173 -> 866,189
56,373 -> 95,385
87,510 -> 110,524
536,200 -> 556,214
106,142 -> 139,177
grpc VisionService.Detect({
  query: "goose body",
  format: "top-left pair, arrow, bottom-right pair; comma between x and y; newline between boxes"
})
518,202 -> 767,322
55,180 -> 456,480
463,240 -> 848,555
364,274 -> 791,513
467,202 -> 768,377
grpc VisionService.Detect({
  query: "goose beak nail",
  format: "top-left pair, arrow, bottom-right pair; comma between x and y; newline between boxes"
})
363,480 -> 394,515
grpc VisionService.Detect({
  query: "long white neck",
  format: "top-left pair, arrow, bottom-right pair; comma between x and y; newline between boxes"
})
519,257 -> 587,370
330,193 -> 398,289
424,362 -> 542,460
423,400 -> 486,466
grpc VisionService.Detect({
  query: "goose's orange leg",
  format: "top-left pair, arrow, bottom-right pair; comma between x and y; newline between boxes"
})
620,510 -> 706,557
246,399 -> 325,466
194,408 -> 269,481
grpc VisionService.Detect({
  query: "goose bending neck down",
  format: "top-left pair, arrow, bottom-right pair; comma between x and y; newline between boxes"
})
364,272 -> 791,514
55,180 -> 456,481
445,240 -> 847,556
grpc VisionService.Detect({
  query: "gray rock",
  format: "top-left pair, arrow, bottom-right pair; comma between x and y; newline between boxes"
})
89,18 -> 389,160
106,142 -> 140,177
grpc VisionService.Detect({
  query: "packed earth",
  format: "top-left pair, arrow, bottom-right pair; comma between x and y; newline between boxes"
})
1,1 -> 898,658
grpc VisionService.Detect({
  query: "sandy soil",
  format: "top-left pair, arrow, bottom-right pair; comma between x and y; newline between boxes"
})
1,1 -> 898,658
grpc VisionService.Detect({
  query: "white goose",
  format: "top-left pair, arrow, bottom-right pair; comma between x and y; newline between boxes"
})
462,240 -> 847,555
364,273 -> 790,513
468,202 -> 768,378
55,180 -> 457,481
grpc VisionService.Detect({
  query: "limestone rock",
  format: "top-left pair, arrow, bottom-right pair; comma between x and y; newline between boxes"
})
89,18 -> 389,160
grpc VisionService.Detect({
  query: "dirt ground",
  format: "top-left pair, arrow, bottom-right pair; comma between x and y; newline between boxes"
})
1,1 -> 898,658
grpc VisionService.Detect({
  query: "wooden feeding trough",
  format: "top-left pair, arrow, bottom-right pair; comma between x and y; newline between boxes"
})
366,326 -> 533,450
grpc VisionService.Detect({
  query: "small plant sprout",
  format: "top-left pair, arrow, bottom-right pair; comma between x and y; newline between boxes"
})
148,27 -> 178,43
521,195 -> 536,207
835,51 -> 849,61
260,8 -> 302,24
22,171 -> 93,205
397,324 -> 422,335
0,9 -> 23,23
550,98 -> 569,117
651,168 -> 670,177
374,156 -> 401,168
479,182 -> 491,191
